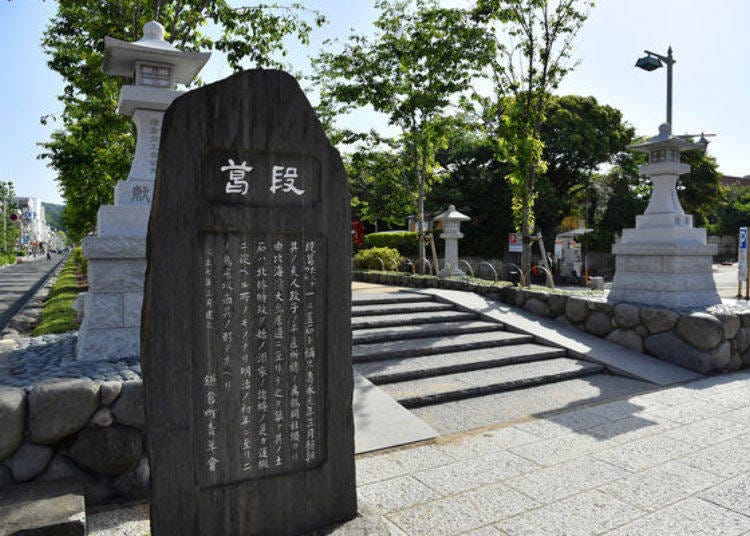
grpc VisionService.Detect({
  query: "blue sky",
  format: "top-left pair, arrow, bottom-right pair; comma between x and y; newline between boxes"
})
1,1 -> 748,206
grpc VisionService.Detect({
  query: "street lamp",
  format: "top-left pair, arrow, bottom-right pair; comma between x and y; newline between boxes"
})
635,46 -> 676,127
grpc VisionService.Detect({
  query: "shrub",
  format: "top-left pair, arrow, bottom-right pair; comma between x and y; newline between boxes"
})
353,247 -> 402,271
70,246 -> 87,279
363,231 -> 418,257
32,254 -> 82,336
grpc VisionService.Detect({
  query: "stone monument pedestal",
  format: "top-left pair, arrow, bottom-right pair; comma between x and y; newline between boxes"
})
75,21 -> 209,361
609,124 -> 720,309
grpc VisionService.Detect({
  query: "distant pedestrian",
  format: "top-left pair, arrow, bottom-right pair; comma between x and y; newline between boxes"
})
46,250 -> 51,261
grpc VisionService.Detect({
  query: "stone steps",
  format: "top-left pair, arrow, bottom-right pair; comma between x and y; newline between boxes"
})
378,358 -> 605,408
351,301 -> 455,317
352,331 -> 533,363
355,344 -> 568,384
350,290 -> 618,416
351,292 -> 434,306
352,320 -> 504,345
351,310 -> 477,330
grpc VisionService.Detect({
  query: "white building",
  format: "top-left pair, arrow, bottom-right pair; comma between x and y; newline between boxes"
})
14,197 -> 52,251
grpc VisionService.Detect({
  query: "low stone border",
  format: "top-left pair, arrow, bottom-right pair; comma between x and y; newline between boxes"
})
0,378 -> 147,506
354,270 -> 750,375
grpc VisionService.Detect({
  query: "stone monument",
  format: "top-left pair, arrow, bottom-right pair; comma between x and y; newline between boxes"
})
433,205 -> 470,276
76,22 -> 210,361
141,70 -> 356,534
609,123 -> 720,308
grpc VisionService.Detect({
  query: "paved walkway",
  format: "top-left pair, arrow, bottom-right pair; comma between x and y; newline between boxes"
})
0,255 -> 63,330
90,369 -> 750,535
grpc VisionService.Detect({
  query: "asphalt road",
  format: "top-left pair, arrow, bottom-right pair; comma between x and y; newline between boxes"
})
0,255 -> 65,330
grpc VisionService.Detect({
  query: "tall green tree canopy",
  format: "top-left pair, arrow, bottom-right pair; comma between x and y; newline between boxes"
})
0,182 -> 20,253
474,0 -> 593,277
678,149 -> 721,227
314,0 -> 494,266
535,94 -> 634,244
39,0 -> 325,241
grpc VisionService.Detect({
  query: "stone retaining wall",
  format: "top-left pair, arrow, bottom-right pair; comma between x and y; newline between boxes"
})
0,378 -> 147,505
355,270 -> 750,375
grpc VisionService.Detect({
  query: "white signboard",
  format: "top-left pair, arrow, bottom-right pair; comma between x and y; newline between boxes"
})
508,232 -> 522,253
739,227 -> 748,281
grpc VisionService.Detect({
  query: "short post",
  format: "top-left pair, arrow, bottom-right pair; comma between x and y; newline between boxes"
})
433,205 -> 470,276
738,227 -> 747,299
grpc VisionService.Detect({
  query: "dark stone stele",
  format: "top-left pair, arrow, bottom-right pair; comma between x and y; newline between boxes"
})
141,70 -> 356,535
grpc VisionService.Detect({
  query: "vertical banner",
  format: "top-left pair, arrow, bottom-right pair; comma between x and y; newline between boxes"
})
739,227 -> 748,282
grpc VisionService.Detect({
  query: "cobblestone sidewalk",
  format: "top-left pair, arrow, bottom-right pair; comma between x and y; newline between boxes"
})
90,370 -> 750,535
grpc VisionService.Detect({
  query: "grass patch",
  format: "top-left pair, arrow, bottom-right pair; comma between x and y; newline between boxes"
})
32,250 -> 84,336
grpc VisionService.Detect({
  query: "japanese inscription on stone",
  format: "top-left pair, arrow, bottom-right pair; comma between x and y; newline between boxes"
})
142,70 -> 355,535
195,155 -> 325,487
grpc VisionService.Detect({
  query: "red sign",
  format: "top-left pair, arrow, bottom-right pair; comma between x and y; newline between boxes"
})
508,232 -> 522,252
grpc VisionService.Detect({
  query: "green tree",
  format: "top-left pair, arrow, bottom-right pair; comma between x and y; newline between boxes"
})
314,0 -> 494,270
347,140 -> 417,231
678,150 -> 721,227
39,1 -> 325,242
714,186 -> 750,237
536,94 -> 634,246
474,0 -> 593,279
429,121 -> 514,258
0,181 -> 20,253
586,151 -> 648,252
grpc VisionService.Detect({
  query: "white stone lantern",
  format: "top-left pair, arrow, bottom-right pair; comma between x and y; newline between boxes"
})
433,205 -> 470,276
609,123 -> 720,308
75,22 -> 210,361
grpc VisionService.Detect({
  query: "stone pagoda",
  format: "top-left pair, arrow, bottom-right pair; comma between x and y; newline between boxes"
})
76,21 -> 210,361
609,123 -> 720,309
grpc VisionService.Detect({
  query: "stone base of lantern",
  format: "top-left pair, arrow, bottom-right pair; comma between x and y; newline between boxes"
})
609,242 -> 720,309
438,266 -> 466,277
75,237 -> 146,361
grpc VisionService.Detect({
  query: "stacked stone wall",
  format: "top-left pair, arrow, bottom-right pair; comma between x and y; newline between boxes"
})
354,271 -> 750,375
0,379 -> 147,505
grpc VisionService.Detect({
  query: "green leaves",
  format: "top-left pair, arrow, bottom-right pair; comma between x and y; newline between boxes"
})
39,0 -> 325,240
314,0 -> 494,238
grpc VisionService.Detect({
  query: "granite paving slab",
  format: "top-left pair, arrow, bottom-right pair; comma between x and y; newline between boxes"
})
71,370 -> 750,536
597,460 -> 723,512
699,473 -> 750,516
352,372 -> 437,454
355,344 -> 567,384
420,288 -> 703,385
353,331 -> 532,362
495,489 -> 644,535
351,301 -> 454,317
504,455 -> 632,504
411,374 -> 655,435
378,358 -> 604,407
607,497 -> 750,536
352,320 -> 504,345
0,478 -> 86,536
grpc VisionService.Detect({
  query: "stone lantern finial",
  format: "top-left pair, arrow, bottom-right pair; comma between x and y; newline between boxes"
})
141,20 -> 166,41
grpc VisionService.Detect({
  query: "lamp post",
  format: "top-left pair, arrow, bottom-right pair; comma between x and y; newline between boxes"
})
635,46 -> 676,127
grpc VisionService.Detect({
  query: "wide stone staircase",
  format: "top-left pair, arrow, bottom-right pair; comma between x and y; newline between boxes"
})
352,291 -> 606,409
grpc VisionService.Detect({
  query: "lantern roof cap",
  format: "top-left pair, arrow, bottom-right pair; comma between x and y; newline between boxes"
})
629,123 -> 703,154
103,21 -> 210,84
433,205 -> 470,222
